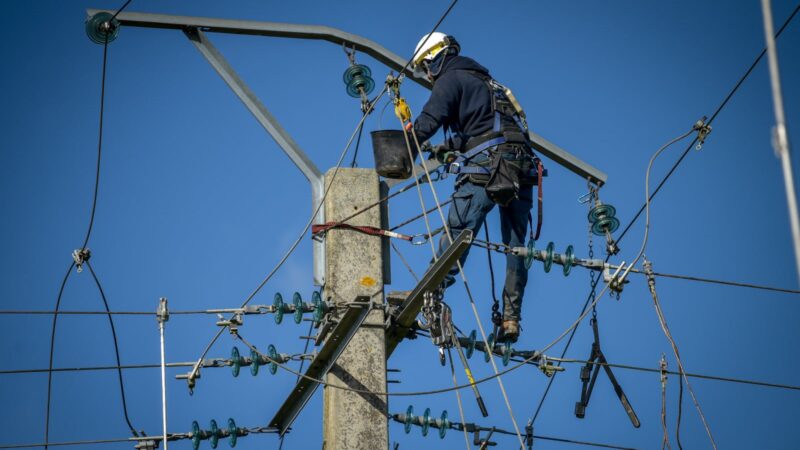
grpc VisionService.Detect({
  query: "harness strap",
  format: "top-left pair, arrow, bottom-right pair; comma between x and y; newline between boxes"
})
311,222 -> 412,242
535,158 -> 543,241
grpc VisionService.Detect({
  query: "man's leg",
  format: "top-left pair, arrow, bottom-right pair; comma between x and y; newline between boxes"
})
437,181 -> 495,288
499,185 -> 534,333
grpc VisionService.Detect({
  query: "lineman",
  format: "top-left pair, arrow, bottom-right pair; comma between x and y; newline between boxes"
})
407,32 -> 543,343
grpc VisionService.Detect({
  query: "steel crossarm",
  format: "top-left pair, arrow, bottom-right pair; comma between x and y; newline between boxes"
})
268,297 -> 372,436
386,229 -> 473,357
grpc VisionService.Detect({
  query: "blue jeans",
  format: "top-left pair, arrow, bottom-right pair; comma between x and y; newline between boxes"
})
436,180 -> 533,322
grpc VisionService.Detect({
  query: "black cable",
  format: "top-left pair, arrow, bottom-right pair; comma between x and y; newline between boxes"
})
45,2 -> 140,444
279,315 -> 316,450
676,375 -> 684,450
109,0 -> 134,21
484,223 -> 500,328
615,2 -> 800,246
44,263 -> 74,450
349,117 -> 365,168
530,3 -> 800,425
85,261 -> 138,436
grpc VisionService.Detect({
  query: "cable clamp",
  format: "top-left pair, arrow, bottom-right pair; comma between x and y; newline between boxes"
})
156,297 -> 169,324
216,312 -> 244,335
72,248 -> 91,273
411,234 -> 430,246
538,354 -> 565,377
604,262 -> 632,297
693,116 -> 712,150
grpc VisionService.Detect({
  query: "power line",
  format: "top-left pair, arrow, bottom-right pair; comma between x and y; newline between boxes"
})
0,427 -> 278,449
529,2 -> 800,425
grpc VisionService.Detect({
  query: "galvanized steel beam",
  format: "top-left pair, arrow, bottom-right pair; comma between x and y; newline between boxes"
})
184,27 -> 327,285
86,9 -> 608,185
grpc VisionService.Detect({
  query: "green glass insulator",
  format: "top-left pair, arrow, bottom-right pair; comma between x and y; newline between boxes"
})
563,245 -> 575,276
588,203 -> 616,223
268,344 -> 278,375
343,64 -> 375,97
484,333 -> 495,362
85,12 -> 120,45
273,293 -> 284,324
524,239 -> 535,270
543,242 -> 555,273
404,405 -> 414,434
502,341 -> 512,367
250,348 -> 261,376
312,291 -> 324,324
191,421 -> 202,450
439,410 -> 449,439
465,330 -> 477,359
293,292 -> 304,324
591,216 -> 620,236
230,346 -> 241,377
209,419 -> 220,449
228,418 -> 238,447
421,408 -> 431,437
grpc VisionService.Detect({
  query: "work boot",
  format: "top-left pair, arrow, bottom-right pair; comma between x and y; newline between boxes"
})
499,319 -> 520,343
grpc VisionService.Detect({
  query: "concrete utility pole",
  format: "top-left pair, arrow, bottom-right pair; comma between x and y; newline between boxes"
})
322,168 -> 389,450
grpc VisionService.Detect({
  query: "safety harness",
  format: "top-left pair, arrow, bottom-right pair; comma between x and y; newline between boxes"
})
444,71 -> 545,241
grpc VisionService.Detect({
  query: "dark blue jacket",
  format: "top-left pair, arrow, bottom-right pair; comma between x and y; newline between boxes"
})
412,55 -> 495,150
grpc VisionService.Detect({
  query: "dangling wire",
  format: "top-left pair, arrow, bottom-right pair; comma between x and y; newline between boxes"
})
484,224 -> 501,337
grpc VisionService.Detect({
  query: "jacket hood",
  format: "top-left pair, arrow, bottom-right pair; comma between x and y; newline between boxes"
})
436,55 -> 490,78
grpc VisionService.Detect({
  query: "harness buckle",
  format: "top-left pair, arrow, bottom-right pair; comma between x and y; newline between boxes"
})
447,162 -> 462,174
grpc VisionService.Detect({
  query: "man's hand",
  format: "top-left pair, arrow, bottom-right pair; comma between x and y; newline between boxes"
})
404,122 -> 414,132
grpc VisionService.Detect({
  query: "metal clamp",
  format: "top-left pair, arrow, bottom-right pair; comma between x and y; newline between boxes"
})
71,248 -> 91,273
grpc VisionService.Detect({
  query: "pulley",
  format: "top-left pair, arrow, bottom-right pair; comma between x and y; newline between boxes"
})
85,12 -> 120,44
343,64 -> 375,98
273,293 -> 284,324
292,292 -> 304,324
542,242 -> 555,273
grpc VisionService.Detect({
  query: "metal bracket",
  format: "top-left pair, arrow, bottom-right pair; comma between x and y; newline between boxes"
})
268,296 -> 373,436
385,229 -> 473,357
182,26 -> 327,286
574,318 -> 640,428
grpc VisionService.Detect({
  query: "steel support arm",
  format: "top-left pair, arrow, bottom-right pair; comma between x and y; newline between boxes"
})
183,27 -> 326,285
268,298 -> 373,436
86,9 -> 431,88
86,9 -> 608,185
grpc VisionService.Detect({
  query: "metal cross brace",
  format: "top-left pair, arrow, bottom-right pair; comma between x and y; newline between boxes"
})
574,317 -> 640,428
385,229 -> 474,357
268,297 -> 373,436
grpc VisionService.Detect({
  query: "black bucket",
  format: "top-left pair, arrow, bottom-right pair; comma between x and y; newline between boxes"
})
371,130 -> 416,179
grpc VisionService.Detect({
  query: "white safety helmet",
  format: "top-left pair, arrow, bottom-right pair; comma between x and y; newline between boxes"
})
412,32 -> 459,78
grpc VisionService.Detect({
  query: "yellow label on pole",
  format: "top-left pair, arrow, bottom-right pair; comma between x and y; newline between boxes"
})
360,276 -> 377,287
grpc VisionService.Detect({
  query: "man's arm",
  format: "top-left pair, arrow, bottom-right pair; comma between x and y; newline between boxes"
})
411,73 -> 460,143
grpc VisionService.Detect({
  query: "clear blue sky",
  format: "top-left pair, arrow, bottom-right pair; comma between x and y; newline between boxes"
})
1,1 -> 799,449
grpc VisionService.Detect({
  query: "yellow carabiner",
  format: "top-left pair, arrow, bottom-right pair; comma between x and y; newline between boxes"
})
394,97 -> 412,124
